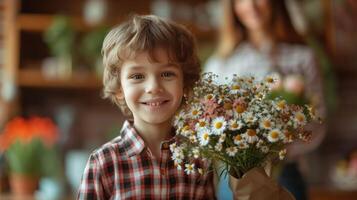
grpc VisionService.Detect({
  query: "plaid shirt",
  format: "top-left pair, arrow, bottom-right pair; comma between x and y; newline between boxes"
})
77,121 -> 216,200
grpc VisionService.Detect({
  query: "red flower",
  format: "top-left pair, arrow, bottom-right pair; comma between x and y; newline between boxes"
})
0,116 -> 59,152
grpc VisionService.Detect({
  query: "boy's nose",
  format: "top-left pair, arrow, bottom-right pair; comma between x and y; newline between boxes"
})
145,78 -> 163,94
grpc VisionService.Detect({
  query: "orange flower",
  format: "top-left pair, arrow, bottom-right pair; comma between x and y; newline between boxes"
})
0,116 -> 59,152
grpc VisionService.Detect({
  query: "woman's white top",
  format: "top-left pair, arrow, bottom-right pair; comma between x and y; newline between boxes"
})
204,42 -> 326,157
205,42 -> 316,82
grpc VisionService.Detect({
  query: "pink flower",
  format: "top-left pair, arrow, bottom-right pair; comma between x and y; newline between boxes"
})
202,99 -> 219,116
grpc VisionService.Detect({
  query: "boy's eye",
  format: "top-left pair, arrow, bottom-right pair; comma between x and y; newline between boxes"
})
129,74 -> 144,80
161,71 -> 176,78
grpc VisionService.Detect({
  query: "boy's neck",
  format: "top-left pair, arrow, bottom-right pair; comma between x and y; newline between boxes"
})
133,120 -> 173,147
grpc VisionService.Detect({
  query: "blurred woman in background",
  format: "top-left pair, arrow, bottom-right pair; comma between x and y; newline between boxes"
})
205,0 -> 326,199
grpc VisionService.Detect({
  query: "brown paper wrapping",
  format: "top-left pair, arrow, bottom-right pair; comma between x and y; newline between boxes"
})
229,167 -> 295,200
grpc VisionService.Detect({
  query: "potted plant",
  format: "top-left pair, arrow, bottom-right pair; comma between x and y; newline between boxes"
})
80,27 -> 109,77
43,15 -> 75,79
0,117 -> 59,196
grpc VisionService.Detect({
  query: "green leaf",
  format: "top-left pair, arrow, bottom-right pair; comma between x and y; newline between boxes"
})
6,138 -> 45,176
266,90 -> 308,105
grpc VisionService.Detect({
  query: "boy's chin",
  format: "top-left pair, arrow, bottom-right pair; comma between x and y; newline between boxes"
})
145,118 -> 172,125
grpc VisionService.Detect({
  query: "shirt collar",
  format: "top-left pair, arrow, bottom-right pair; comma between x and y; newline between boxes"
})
120,120 -> 176,157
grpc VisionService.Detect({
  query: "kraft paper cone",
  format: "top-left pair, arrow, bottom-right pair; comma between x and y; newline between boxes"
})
229,167 -> 295,200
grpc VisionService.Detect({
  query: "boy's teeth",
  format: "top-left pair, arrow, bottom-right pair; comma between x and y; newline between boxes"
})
147,102 -> 163,106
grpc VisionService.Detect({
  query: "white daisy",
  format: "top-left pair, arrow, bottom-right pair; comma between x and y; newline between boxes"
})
229,119 -> 242,131
188,106 -> 202,119
218,94 -> 228,104
185,163 -> 195,175
181,125 -> 195,138
267,129 -> 282,143
198,128 -> 211,146
282,130 -> 293,143
189,135 -> 197,143
293,111 -> 306,127
237,142 -> 249,149
230,84 -> 244,95
256,139 -> 265,148
169,143 -> 177,152
279,149 -> 287,160
243,129 -> 259,144
192,148 -> 200,159
307,105 -> 316,119
259,118 -> 274,130
171,147 -> 184,164
215,143 -> 223,151
219,133 -> 226,143
242,112 -> 257,124
274,100 -> 287,111
226,147 -> 238,157
233,134 -> 244,145
211,117 -> 227,135
265,73 -> 281,89
195,118 -> 209,131
174,110 -> 186,127
175,162 -> 182,170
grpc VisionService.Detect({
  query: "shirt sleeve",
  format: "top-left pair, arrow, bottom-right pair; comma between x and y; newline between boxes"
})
77,153 -> 107,200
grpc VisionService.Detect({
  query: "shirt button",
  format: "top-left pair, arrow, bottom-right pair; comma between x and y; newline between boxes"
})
160,168 -> 166,175
162,142 -> 169,150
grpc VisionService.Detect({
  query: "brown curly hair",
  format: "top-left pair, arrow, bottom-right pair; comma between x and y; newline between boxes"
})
101,15 -> 201,116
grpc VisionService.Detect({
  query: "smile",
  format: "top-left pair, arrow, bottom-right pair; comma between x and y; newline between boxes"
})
141,100 -> 170,107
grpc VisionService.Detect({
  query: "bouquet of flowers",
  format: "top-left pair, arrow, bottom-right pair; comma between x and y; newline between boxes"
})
170,73 -> 317,178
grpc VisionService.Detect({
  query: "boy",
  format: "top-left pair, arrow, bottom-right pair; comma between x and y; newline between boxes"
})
77,15 -> 215,199
77,15 -> 294,200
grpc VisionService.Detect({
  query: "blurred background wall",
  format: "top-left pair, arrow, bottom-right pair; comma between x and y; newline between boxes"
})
0,0 -> 356,199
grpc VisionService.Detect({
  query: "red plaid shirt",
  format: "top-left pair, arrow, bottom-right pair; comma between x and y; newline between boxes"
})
77,121 -> 216,200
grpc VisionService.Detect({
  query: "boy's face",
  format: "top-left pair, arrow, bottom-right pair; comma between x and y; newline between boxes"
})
119,48 -> 184,127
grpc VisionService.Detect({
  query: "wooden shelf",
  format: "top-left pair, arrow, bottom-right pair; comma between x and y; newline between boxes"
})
17,14 -> 90,32
17,69 -> 102,89
16,13 -> 216,39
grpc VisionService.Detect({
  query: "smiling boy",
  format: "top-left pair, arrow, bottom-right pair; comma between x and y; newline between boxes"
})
77,14 -> 295,200
77,15 -> 216,199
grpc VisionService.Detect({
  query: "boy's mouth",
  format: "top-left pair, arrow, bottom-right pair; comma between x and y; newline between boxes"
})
143,100 -> 169,106
141,99 -> 170,107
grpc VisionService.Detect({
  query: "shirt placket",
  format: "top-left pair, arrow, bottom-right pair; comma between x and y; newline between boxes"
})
159,141 -> 170,200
